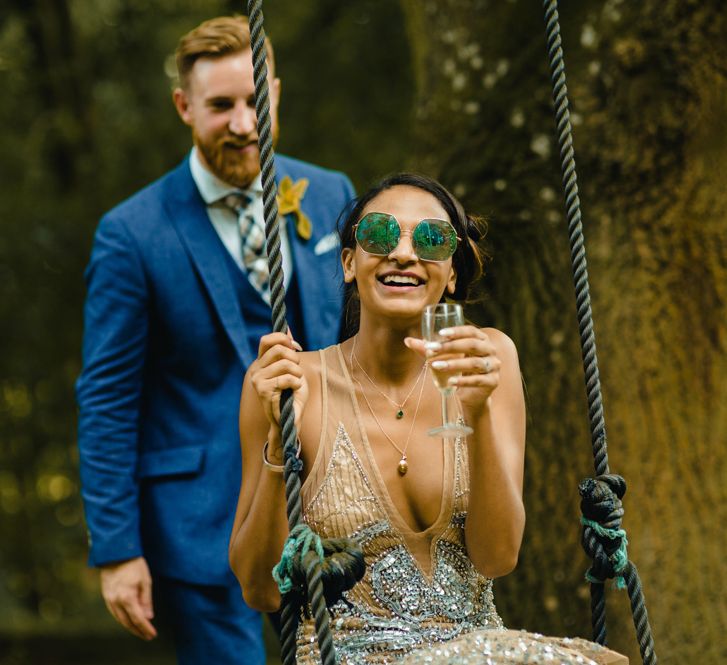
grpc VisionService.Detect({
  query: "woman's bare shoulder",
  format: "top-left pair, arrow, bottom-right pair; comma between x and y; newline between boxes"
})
299,348 -> 323,377
299,343 -> 345,375
482,327 -> 518,356
297,349 -> 328,461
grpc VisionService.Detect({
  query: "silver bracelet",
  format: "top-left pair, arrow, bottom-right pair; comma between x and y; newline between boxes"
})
262,439 -> 301,473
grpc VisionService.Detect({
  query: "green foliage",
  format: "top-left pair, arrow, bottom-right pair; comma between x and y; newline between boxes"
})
265,0 -> 415,188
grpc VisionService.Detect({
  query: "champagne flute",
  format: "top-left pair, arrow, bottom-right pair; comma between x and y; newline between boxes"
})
422,303 -> 474,436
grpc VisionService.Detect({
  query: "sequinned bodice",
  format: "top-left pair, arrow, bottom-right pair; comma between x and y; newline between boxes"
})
296,345 -> 503,664
294,344 -> 625,665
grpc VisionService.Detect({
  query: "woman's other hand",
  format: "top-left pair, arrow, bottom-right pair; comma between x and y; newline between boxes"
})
405,325 -> 501,416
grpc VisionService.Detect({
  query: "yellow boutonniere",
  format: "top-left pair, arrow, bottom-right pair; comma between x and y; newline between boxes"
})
277,176 -> 312,240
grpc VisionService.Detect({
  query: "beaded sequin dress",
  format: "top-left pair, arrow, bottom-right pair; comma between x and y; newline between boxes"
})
295,346 -> 627,665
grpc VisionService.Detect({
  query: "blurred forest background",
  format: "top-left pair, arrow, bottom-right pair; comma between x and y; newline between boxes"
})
1,0 -> 725,664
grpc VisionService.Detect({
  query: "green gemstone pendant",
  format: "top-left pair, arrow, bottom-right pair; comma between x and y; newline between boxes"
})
396,409 -> 404,419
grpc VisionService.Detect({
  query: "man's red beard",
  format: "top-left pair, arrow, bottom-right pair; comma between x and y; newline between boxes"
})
194,126 -> 279,189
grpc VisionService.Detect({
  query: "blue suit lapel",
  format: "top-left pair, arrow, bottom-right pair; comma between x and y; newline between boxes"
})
286,221 -> 326,348
163,161 -> 255,369
276,160 -> 341,350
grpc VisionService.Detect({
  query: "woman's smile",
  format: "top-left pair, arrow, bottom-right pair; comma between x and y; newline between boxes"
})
376,270 -> 426,293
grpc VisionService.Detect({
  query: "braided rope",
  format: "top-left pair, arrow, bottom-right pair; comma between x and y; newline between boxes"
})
624,562 -> 658,665
542,2 -> 657,662
590,582 -> 607,645
246,3 -> 336,664
543,0 -> 608,476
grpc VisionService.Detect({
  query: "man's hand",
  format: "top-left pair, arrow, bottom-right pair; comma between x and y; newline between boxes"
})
100,557 -> 157,641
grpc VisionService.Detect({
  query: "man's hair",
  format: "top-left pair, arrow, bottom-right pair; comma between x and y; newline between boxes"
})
175,15 -> 275,89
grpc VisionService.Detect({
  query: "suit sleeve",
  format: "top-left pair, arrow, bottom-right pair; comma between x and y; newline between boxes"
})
76,213 -> 148,566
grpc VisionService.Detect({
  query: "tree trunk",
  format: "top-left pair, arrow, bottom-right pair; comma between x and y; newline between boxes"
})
399,1 -> 727,663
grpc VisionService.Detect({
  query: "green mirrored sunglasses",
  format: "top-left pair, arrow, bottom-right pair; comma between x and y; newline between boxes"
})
354,212 -> 459,262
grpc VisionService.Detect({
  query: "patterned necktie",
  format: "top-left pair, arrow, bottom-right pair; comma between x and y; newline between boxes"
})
224,192 -> 270,303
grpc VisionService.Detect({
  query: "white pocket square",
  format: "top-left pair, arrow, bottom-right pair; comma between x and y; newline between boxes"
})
314,232 -> 340,256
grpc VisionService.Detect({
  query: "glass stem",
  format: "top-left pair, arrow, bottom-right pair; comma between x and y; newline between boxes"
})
440,388 -> 455,429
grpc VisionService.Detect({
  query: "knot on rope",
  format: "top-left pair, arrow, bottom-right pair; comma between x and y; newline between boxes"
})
272,524 -> 366,609
579,474 -> 629,590
284,440 -> 304,473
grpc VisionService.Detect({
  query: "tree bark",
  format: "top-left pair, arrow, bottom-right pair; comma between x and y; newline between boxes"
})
400,1 -> 727,663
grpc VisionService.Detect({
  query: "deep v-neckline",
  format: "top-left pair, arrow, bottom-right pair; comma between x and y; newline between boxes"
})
335,345 -> 454,543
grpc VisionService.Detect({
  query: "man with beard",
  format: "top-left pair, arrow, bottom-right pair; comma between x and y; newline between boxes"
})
76,16 -> 354,664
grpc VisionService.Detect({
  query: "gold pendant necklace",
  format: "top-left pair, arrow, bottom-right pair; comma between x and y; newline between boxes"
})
352,335 -> 426,419
350,339 -> 428,476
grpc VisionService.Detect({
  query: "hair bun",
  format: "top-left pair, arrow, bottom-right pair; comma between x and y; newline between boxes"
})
465,216 -> 482,242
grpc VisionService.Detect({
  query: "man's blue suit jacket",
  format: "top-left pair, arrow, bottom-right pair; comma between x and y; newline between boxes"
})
76,154 -> 354,585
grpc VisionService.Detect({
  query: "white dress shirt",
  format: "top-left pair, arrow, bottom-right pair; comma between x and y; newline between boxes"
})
189,147 -> 292,290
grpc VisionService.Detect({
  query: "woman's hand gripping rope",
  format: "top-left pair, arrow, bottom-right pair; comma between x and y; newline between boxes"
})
248,331 -> 308,461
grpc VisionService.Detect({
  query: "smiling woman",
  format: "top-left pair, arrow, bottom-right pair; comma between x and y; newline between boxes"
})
338,173 -> 485,337
228,173 -> 627,664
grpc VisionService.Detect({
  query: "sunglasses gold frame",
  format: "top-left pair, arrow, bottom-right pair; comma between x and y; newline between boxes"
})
353,212 -> 460,262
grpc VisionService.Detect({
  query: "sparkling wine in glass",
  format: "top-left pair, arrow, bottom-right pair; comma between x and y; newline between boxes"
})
422,303 -> 473,437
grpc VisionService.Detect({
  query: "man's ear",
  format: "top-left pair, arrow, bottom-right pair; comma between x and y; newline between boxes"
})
341,248 -> 356,283
173,88 -> 193,126
271,78 -> 281,106
446,265 -> 457,295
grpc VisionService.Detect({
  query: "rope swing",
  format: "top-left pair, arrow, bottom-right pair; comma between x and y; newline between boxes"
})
245,0 -> 659,662
245,3 -> 364,664
542,1 -> 657,662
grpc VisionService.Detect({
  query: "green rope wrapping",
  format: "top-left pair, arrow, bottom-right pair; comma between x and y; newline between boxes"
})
273,524 -> 325,594
581,516 -> 629,589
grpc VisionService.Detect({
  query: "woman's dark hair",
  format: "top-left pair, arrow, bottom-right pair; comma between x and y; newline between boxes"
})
338,173 -> 487,336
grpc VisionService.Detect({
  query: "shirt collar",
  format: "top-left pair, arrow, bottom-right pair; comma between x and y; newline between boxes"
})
189,147 -> 263,204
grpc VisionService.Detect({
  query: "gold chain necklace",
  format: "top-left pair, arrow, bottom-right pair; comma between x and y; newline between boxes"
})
349,341 -> 428,476
351,335 -> 427,419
